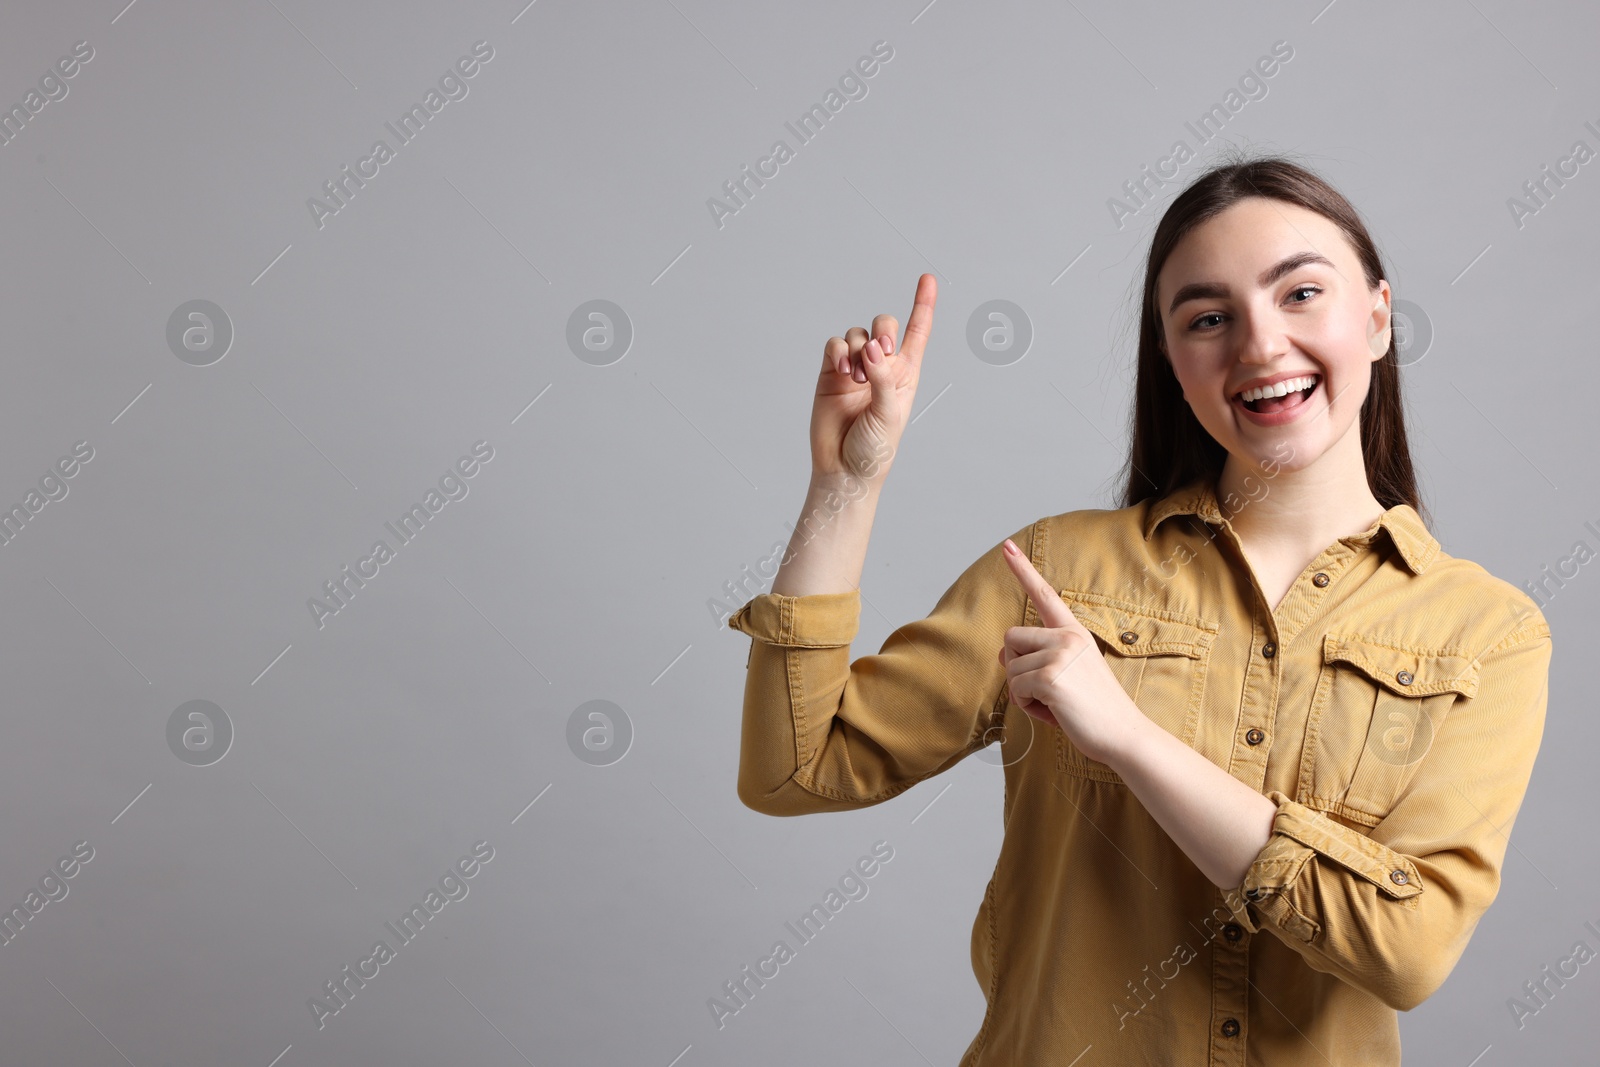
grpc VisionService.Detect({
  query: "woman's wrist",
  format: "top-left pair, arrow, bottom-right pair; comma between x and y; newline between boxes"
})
808,467 -> 886,498
769,475 -> 884,597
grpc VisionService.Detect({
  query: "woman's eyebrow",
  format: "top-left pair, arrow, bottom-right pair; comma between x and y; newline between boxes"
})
1166,251 -> 1336,315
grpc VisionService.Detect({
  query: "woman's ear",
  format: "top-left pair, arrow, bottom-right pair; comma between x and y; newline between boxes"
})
1367,279 -> 1392,362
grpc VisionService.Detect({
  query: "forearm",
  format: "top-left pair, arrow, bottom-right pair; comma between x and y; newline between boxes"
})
1100,708 -> 1278,891
768,471 -> 885,597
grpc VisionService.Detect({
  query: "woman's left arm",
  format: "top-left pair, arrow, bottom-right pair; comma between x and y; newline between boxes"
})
999,541 -> 1553,1012
1110,609 -> 1552,1012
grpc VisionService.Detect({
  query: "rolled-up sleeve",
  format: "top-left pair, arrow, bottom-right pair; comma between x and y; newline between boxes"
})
728,519 -> 1036,816
1223,610 -> 1553,1012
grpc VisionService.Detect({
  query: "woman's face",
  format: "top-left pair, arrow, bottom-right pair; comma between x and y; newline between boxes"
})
1155,197 -> 1390,475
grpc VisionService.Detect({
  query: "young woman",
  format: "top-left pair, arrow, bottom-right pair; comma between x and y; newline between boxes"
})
727,155 -> 1552,1065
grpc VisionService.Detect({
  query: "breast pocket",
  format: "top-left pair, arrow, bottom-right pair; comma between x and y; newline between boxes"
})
1051,588 -> 1217,783
1298,634 -> 1480,826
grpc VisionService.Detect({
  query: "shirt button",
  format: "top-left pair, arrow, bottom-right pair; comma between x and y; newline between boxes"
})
1245,728 -> 1265,745
1312,571 -> 1330,587
1223,922 -> 1243,942
1395,669 -> 1414,685
1390,869 -> 1409,886
1262,642 -> 1276,658
1221,1018 -> 1241,1037
1119,630 -> 1138,645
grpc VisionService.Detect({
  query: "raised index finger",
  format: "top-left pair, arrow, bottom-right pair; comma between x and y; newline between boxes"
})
1002,538 -> 1075,629
897,273 -> 938,370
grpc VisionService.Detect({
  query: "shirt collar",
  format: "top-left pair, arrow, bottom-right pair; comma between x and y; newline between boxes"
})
1139,477 -> 1440,575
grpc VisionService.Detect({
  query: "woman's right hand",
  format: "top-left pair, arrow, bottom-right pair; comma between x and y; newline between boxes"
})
810,273 -> 937,486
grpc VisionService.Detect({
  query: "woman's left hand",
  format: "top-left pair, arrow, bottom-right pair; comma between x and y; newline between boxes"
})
996,538 -> 1146,764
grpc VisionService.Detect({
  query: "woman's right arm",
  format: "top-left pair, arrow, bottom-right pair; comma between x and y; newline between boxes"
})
730,519 -> 1037,816
729,275 -> 1036,816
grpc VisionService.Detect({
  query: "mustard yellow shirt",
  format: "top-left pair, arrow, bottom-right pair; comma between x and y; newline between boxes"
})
728,476 -> 1552,1065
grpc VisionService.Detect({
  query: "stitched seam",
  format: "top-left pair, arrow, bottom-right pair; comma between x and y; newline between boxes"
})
787,646 -> 809,773
1327,633 -> 1476,658
1324,635 -> 1480,698
1278,892 -> 1321,943
961,868 -> 1002,1064
1057,586 -> 1218,633
792,721 -> 995,805
1180,634 -> 1208,748
1066,611 -> 1208,658
1328,650 -> 1477,697
793,779 -> 908,803
1416,536 -> 1441,572
1071,618 -> 1206,659
1059,759 -> 1128,785
965,521 -> 1042,1062
1249,857 -> 1305,880
1278,821 -> 1419,897
1482,619 -> 1552,657
982,690 -> 1007,746
1297,657 -> 1336,803
1303,797 -> 1382,827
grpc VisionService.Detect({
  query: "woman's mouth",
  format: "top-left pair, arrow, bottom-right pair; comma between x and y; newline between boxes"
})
1231,374 -> 1321,422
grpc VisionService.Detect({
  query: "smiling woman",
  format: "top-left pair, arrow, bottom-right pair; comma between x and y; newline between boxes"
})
728,153 -> 1552,1066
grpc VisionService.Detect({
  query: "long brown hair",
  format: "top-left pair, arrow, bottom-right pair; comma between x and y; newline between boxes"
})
1115,150 -> 1427,528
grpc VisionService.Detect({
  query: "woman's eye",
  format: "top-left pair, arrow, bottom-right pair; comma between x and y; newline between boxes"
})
1186,286 -> 1320,331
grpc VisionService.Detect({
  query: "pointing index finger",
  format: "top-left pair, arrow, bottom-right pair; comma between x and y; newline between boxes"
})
1002,538 -> 1074,629
897,273 -> 937,369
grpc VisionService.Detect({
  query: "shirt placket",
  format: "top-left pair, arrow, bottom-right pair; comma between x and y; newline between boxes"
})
1204,524 -> 1359,1064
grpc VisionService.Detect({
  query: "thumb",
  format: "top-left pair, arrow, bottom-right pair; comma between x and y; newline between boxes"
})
860,335 -> 898,419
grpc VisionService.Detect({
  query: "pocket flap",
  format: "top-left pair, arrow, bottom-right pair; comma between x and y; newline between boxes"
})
1322,634 -> 1480,700
1058,589 -> 1216,659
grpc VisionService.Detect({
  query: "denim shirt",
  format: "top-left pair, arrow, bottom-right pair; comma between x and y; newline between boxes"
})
728,476 -> 1552,1065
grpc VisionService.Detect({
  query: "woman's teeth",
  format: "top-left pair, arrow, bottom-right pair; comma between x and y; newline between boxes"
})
1239,375 -> 1319,412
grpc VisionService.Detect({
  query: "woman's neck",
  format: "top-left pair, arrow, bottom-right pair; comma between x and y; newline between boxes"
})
1214,452 -> 1387,558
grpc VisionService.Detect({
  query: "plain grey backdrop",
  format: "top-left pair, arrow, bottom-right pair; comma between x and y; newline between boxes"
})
0,0 -> 1595,1063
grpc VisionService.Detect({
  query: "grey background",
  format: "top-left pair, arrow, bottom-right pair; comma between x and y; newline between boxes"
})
0,0 -> 1594,1064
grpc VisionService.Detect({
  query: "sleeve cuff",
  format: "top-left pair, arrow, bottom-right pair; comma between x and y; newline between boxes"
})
726,589 -> 861,647
1223,790 -> 1424,938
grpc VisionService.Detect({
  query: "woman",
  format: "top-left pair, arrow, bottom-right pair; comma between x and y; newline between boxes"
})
727,155 -> 1552,1065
